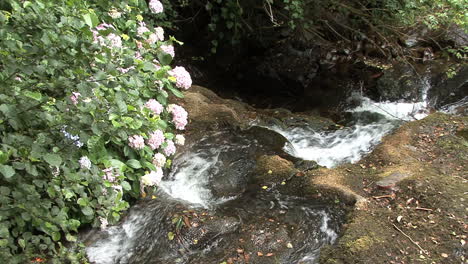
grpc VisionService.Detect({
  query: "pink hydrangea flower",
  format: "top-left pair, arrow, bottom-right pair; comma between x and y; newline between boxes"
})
152,153 -> 166,167
160,44 -> 175,57
137,22 -> 150,36
70,92 -> 81,105
135,51 -> 143,60
144,99 -> 163,115
147,33 -> 158,44
141,168 -> 163,186
170,66 -> 192,90
167,104 -> 188,130
128,135 -> 145,150
102,168 -> 116,182
147,130 -> 165,150
163,140 -> 176,156
107,33 -> 122,48
149,0 -> 164,14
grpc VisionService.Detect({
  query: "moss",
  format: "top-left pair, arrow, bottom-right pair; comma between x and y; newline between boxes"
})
345,235 -> 374,253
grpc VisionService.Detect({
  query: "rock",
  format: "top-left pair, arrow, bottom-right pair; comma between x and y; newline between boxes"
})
181,216 -> 240,249
375,63 -> 427,101
376,172 -> 411,189
428,64 -> 468,108
444,25 -> 468,48
253,155 -> 296,184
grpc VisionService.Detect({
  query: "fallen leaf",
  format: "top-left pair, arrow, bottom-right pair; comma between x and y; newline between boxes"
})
257,252 -> 263,256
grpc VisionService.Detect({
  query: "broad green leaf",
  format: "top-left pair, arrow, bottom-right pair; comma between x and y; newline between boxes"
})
44,153 -> 62,167
157,53 -> 173,65
24,91 -> 42,101
121,181 -> 131,191
82,12 -> 99,28
127,159 -> 141,169
0,165 -> 15,178
77,197 -> 88,206
81,206 -> 94,216
167,85 -> 184,98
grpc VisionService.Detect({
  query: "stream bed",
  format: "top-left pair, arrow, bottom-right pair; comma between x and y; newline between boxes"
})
84,80 -> 465,263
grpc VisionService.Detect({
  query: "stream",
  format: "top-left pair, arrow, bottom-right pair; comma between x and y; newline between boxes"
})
84,78 -> 465,263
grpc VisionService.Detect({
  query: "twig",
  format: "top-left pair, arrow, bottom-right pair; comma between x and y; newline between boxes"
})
321,19 -> 351,43
414,207 -> 433,211
373,194 -> 393,199
392,223 -> 427,254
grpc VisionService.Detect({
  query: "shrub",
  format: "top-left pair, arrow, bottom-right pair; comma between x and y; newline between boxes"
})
0,0 -> 190,262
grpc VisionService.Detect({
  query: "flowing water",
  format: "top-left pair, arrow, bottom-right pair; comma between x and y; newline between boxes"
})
85,76 -> 466,263
85,131 -> 345,264
267,91 -> 431,168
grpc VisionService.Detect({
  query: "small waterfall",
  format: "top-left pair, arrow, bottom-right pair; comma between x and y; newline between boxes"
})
267,87 -> 432,168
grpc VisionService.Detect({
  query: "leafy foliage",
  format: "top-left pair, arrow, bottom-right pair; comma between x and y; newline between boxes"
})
0,0 -> 187,262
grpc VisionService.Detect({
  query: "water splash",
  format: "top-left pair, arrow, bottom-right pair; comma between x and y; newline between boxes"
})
268,92 -> 431,168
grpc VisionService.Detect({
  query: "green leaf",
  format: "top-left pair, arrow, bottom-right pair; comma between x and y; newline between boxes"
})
24,91 -> 42,101
82,12 -> 99,28
0,165 -> 15,178
121,181 -> 131,191
81,206 -> 94,216
167,85 -> 184,98
77,197 -> 88,206
143,161 -> 157,171
65,233 -> 77,242
18,239 -> 26,248
127,159 -> 141,169
0,151 -> 9,164
44,153 -> 62,167
157,52 -> 173,65
167,232 -> 175,241
51,232 -> 61,242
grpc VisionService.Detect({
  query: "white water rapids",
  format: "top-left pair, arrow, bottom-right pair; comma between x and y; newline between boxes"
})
268,91 -> 431,168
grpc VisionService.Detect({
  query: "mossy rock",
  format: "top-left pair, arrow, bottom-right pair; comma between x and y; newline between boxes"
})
253,155 -> 296,184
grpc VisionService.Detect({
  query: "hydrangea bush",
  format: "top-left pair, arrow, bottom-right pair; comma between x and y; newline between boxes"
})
0,0 -> 189,262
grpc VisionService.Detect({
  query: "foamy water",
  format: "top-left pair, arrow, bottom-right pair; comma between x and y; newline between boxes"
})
268,93 -> 430,168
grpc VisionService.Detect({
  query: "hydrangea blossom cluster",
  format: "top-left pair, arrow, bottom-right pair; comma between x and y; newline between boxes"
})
152,153 -> 166,167
147,33 -> 158,44
92,23 -> 122,49
170,66 -> 192,90
147,130 -> 165,150
155,27 -> 164,41
137,22 -> 150,36
79,156 -> 91,170
175,135 -> 185,145
144,99 -> 163,115
141,168 -> 163,186
128,135 -> 145,150
160,44 -> 175,58
163,140 -> 176,156
70,92 -> 80,105
167,104 -> 188,130
102,168 -> 116,182
149,0 -> 164,14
